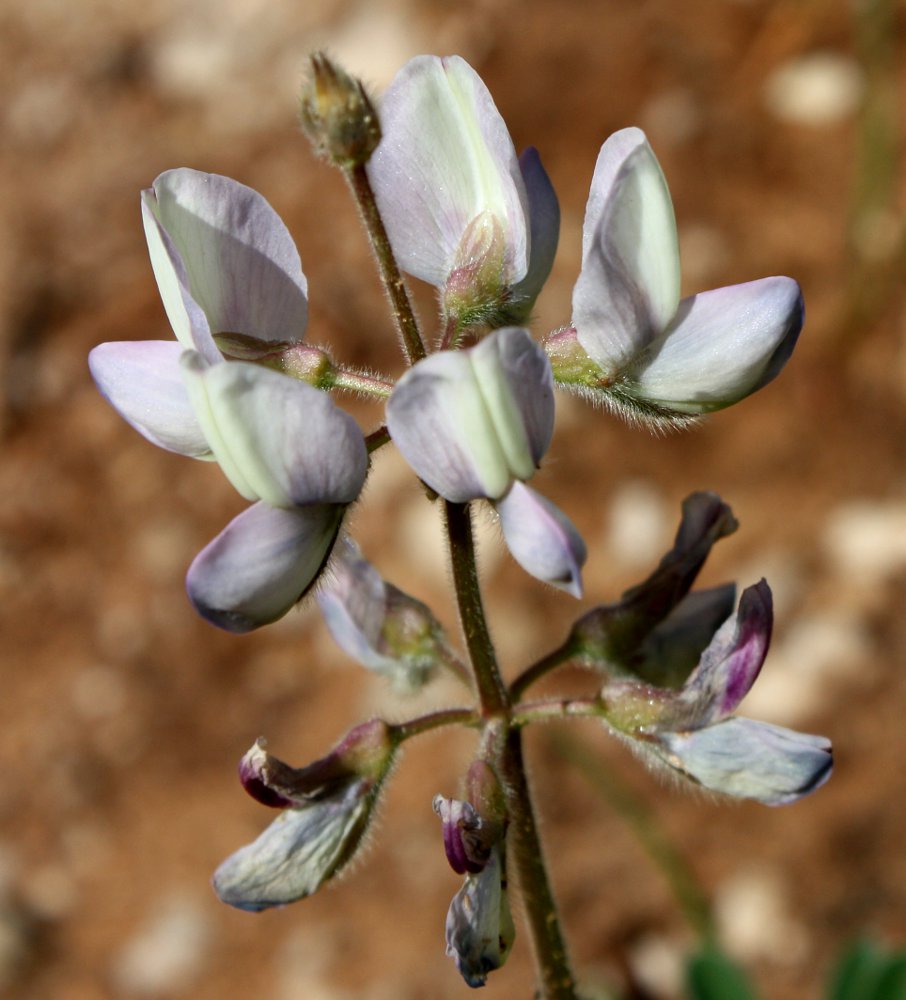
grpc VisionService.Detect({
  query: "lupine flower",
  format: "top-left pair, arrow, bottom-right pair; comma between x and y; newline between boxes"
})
368,55 -> 559,326
434,771 -> 513,988
600,581 -> 833,805
89,169 -> 368,631
317,537 -> 463,690
214,721 -> 396,911
558,127 -> 803,425
387,327 -> 586,595
572,491 -> 739,686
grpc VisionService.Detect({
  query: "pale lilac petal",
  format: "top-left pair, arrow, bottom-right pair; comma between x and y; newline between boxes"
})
369,55 -> 528,286
88,340 -> 211,458
471,327 -> 554,472
387,329 -> 552,502
495,482 -> 586,597
182,354 -> 367,507
187,501 -> 343,632
677,581 -> 773,724
444,846 -> 515,988
144,169 -> 309,350
509,147 -> 560,316
636,277 -> 804,413
387,349 -> 498,501
572,128 -> 681,372
213,776 -> 372,910
655,718 -> 832,805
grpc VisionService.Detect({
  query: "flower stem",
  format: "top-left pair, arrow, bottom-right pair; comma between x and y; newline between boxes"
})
345,164 -> 427,366
332,368 -> 394,398
499,728 -> 579,1000
442,499 -> 579,998
443,500 -> 509,716
392,707 -> 480,743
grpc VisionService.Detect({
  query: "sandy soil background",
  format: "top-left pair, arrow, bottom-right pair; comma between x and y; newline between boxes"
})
1,0 -> 905,997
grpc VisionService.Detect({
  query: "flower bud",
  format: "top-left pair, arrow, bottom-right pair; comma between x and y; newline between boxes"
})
213,721 -> 396,911
300,52 -> 381,168
318,538 -> 461,691
214,333 -> 336,389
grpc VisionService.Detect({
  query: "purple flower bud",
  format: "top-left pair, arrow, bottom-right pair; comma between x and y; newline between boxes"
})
368,56 -> 558,324
568,128 -> 803,424
600,581 -> 833,805
572,492 -> 737,673
433,796 -> 489,875
317,538 -> 460,689
214,722 -> 396,911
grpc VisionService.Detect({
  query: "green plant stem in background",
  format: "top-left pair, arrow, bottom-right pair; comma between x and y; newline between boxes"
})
344,163 -> 428,366
551,730 -> 715,942
837,0 -> 904,352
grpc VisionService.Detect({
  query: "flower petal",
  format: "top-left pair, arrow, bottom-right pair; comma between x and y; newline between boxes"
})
655,717 -> 832,805
186,501 -> 343,632
444,846 -> 515,988
635,277 -> 804,413
88,340 -> 211,458
676,580 -> 773,725
387,328 -> 553,502
144,169 -> 309,351
317,538 -> 449,689
212,776 -> 373,910
182,354 -> 368,507
368,55 -> 528,287
572,128 -> 681,373
495,482 -> 586,597
508,146 -> 560,320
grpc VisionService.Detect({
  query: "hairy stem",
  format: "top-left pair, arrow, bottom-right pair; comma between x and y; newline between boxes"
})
443,500 -> 509,716
443,500 -> 578,997
345,163 -> 427,366
510,637 -> 580,701
499,728 -> 579,1000
392,707 -> 480,743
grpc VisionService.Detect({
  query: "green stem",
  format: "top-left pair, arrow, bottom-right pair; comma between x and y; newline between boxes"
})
499,728 -> 579,1000
333,368 -> 393,398
364,426 -> 391,453
345,163 -> 427,366
392,707 -> 480,743
551,730 -> 714,941
442,500 -> 579,998
511,695 -> 604,727
443,500 -> 509,716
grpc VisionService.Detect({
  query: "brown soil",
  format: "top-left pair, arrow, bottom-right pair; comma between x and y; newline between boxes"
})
1,1 -> 905,998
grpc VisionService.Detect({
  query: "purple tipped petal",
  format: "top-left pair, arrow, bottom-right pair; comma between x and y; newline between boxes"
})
433,796 -> 488,875
387,328 -> 553,502
144,169 -> 309,350
656,717 -> 833,805
213,777 -> 373,910
238,740 -> 296,808
187,501 -> 343,632
678,581 -> 773,724
368,55 -> 528,288
636,277 -> 804,413
182,355 -> 368,507
88,340 -> 211,458
495,482 -> 586,597
572,128 -> 681,373
509,147 -> 560,317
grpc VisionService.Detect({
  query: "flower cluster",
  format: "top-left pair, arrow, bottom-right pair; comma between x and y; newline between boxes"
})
90,51 -> 831,993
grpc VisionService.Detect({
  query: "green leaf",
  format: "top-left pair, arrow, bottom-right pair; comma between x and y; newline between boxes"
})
829,940 -> 906,1000
686,947 -> 759,1000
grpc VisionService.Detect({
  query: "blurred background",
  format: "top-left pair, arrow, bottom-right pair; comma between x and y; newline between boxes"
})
1,0 -> 905,997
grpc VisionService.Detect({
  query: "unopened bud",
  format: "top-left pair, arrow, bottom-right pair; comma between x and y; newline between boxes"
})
300,52 -> 381,168
215,333 -> 336,388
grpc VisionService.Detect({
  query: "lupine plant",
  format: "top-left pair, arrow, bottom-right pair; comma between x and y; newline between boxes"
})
89,52 -> 832,996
